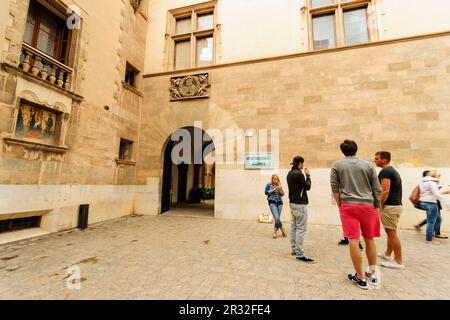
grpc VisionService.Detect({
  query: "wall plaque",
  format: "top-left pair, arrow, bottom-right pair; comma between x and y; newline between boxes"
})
169,73 -> 210,101
244,153 -> 273,170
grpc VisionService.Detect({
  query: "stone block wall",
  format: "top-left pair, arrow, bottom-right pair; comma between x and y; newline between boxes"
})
0,0 -> 148,186
0,0 -> 151,233
140,32 -> 450,230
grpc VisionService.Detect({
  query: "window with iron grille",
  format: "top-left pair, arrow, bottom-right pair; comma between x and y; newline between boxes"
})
0,216 -> 42,234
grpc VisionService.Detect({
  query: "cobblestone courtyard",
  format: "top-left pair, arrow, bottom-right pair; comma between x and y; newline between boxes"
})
1,211 -> 449,300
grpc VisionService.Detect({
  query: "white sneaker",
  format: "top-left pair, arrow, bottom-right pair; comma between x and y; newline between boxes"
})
381,260 -> 405,270
365,272 -> 379,287
377,253 -> 392,261
366,266 -> 382,289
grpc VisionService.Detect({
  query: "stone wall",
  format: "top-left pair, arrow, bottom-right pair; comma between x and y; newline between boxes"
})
144,0 -> 450,74
0,0 -> 148,186
140,32 -> 450,230
0,0 -> 150,232
1,0 -> 450,239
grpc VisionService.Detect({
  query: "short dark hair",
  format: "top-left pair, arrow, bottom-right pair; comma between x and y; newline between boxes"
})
375,151 -> 391,162
291,156 -> 305,167
423,170 -> 430,177
340,140 -> 358,157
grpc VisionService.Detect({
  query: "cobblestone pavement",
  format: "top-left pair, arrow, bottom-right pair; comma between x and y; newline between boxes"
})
1,211 -> 449,300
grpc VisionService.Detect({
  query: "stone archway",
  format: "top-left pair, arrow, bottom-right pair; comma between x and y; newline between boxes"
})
160,126 -> 215,216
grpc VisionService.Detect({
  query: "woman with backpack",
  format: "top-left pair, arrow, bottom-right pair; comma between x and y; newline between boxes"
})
417,170 -> 450,244
265,174 -> 287,239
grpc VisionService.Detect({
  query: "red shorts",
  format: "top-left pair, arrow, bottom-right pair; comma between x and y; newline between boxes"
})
340,204 -> 381,240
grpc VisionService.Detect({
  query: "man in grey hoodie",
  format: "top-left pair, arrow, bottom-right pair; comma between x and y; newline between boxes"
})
330,140 -> 382,290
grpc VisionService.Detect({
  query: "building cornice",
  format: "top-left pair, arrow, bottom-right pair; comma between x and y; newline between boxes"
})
144,30 -> 450,78
2,137 -> 69,154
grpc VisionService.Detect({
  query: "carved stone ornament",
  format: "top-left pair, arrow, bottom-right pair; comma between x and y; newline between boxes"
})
169,73 -> 210,101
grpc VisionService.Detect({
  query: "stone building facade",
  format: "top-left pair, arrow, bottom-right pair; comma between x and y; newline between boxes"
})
0,0 -> 150,242
1,0 -> 450,243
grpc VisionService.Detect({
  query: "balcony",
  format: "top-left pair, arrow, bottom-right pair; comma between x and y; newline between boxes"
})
19,42 -> 73,92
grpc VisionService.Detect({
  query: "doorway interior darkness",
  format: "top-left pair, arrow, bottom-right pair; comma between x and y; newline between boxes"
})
161,140 -> 173,214
160,127 -> 215,215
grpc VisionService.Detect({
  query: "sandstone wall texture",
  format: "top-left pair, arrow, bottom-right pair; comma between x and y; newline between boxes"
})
140,32 -> 450,229
0,0 -> 149,235
1,0 -> 449,237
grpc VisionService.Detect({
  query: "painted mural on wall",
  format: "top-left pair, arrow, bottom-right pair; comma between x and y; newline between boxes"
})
15,103 -> 57,144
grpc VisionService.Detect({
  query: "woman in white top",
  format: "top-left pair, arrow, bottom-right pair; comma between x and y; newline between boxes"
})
419,170 -> 450,244
415,170 -> 450,238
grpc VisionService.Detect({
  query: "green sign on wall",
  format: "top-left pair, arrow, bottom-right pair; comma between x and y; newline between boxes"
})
244,153 -> 273,170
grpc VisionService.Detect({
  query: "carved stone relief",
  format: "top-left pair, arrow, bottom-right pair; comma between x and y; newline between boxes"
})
169,73 -> 210,101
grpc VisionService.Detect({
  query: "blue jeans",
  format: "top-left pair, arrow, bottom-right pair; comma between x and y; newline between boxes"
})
418,210 -> 443,235
269,202 -> 283,230
419,202 -> 441,241
290,204 -> 308,258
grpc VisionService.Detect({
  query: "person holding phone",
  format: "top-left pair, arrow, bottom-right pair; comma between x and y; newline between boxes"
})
287,156 -> 315,263
265,174 -> 286,239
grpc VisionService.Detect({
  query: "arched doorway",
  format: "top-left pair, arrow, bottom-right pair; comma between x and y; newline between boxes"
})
160,127 -> 215,217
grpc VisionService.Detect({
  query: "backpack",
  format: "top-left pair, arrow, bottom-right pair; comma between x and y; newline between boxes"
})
409,185 -> 420,209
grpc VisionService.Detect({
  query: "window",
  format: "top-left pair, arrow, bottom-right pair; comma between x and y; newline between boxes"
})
312,14 -> 336,50
24,0 -> 71,64
311,0 -> 334,8
343,8 -> 369,45
124,63 -> 139,88
169,2 -> 216,70
119,139 -> 133,161
0,216 -> 41,234
308,0 -> 375,51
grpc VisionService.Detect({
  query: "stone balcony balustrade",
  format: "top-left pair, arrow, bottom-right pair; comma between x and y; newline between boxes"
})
19,42 -> 73,91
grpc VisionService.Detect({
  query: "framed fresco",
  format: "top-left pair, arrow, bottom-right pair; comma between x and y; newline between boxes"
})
14,102 -> 59,145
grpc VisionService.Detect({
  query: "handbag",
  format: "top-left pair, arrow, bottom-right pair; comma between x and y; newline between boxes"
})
258,213 -> 274,224
409,185 -> 421,209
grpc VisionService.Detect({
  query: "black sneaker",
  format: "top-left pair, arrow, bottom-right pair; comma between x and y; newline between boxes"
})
291,252 -> 296,256
347,274 -> 368,290
338,238 -> 349,246
359,242 -> 364,251
296,256 -> 315,264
